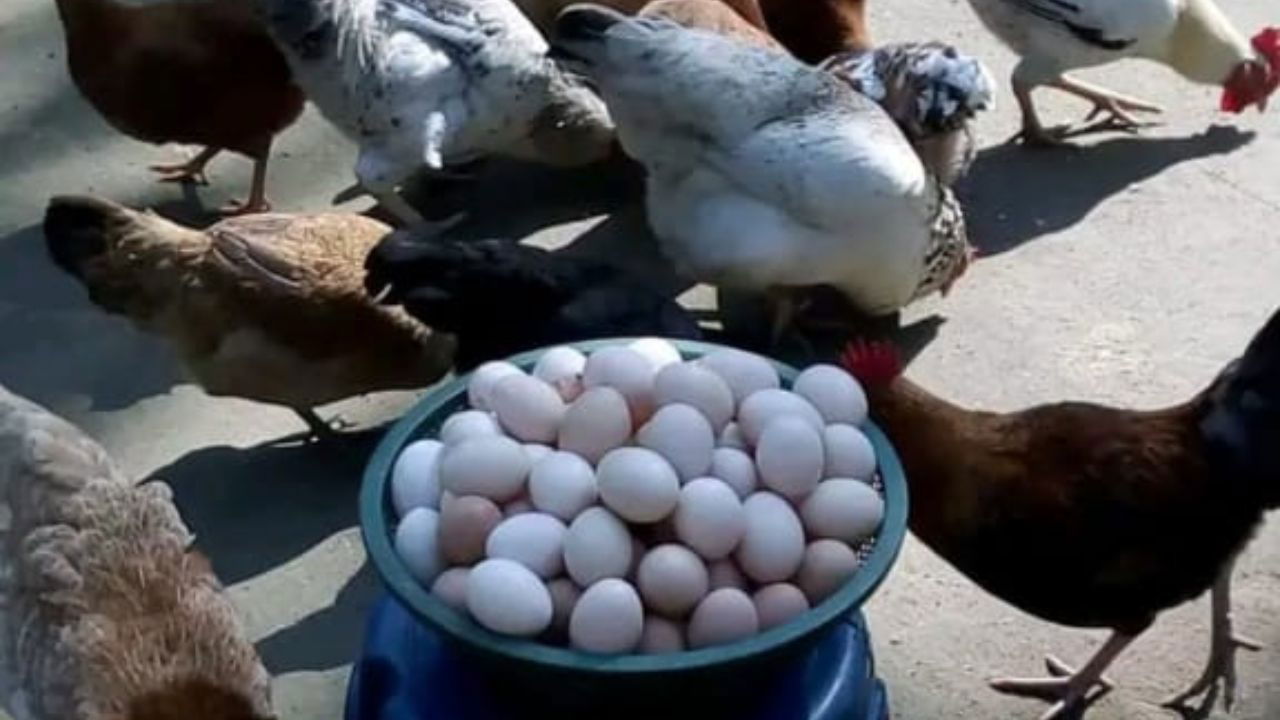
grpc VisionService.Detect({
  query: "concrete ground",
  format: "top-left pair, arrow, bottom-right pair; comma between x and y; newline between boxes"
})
2,0 -> 1279,718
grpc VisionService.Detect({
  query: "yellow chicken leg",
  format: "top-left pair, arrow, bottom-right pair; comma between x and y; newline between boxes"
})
990,631 -> 1136,720
150,146 -> 220,185
220,155 -> 273,216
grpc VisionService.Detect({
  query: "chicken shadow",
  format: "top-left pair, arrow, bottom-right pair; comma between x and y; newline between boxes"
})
254,561 -> 381,675
959,125 -> 1256,256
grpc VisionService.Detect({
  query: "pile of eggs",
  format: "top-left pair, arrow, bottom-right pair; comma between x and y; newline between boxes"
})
391,340 -> 885,655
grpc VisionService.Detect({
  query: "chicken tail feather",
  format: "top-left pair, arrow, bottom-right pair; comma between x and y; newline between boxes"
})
840,339 -> 903,386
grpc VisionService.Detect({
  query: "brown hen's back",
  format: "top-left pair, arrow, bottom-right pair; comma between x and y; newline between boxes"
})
639,0 -> 782,49
55,0 -> 304,157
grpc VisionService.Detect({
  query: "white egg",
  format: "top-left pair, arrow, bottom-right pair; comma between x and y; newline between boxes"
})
823,425 -> 877,480
674,478 -> 746,560
570,579 -> 645,653
395,507 -> 444,584
628,338 -> 684,371
737,389 -> 824,446
797,539 -> 861,603
558,386 -> 633,464
439,410 -> 502,446
583,346 -> 657,424
563,507 -> 634,586
800,479 -> 884,543
637,544 -> 710,618
736,492 -> 805,584
489,373 -> 566,444
793,364 -> 868,426
718,422 -> 750,451
546,578 -> 581,634
528,451 -> 598,521
636,404 -> 714,481
710,447 -> 758,499
755,417 -> 824,500
533,346 -> 587,402
523,443 -> 554,466
597,447 -> 681,523
431,567 -> 471,611
698,348 -> 780,404
653,362 -> 735,432
707,559 -> 748,591
391,439 -> 444,516
486,512 -> 567,579
467,361 -> 523,410
438,436 -> 530,501
753,583 -> 810,631
687,588 -> 759,649
466,559 -> 553,637
640,615 -> 686,654
438,495 -> 503,565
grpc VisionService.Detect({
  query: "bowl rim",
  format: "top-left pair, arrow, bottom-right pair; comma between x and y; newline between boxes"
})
360,337 -> 909,674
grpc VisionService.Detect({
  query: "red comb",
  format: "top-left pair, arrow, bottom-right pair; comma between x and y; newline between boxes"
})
1221,27 -> 1280,113
839,340 -> 902,386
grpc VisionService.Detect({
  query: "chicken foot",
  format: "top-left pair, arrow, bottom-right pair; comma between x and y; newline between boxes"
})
150,146 -> 220,185
219,153 -> 273,216
293,408 -> 356,442
1010,74 -> 1162,146
1162,560 -> 1263,713
990,631 -> 1136,720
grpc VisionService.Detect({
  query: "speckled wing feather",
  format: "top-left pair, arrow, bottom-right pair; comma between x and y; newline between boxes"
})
998,0 -> 1137,50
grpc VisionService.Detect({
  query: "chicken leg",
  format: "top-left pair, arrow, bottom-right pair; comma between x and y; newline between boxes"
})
219,153 -> 273,216
989,631 -> 1137,720
1162,559 -> 1263,713
150,146 -> 220,185
1012,72 -> 1162,146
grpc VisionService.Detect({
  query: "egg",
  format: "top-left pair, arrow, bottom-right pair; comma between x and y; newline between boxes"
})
489,373 -> 566,444
504,497 -> 535,516
439,490 -> 458,513
486,512 -> 567,579
755,417 -> 824,500
466,559 -> 553,637
717,422 -> 750,451
653,362 -> 735,432
637,544 -> 710,618
797,540 -> 861,603
467,361 -> 522,410
533,346 -> 587,402
558,386 -> 632,464
438,495 -> 502,565
737,389 -> 824,446
707,559 -> 748,591
800,479 -> 884,543
431,567 -> 471,611
523,443 -> 554,466
583,346 -> 657,423
674,478 -> 745,560
395,507 -> 444,584
439,410 -> 501,446
753,584 -> 810,631
710,447 -> 758,499
597,447 -> 681,523
570,579 -> 644,653
793,364 -> 868,426
640,615 -> 686,654
528,451 -> 598,521
636,403 -> 714,481
736,492 -> 805,584
823,425 -> 877,480
563,507 -> 634,586
628,338 -> 683,371
687,588 -> 759,649
546,578 -> 581,634
698,348 -> 779,404
391,439 -> 444,516
439,436 -> 530,501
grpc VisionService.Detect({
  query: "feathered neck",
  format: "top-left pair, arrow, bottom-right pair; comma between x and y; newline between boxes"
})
1159,0 -> 1253,85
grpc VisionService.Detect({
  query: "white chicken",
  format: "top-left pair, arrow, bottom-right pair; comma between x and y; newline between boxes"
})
963,0 -> 1280,144
0,386 -> 272,720
264,0 -> 615,228
551,5 -> 972,333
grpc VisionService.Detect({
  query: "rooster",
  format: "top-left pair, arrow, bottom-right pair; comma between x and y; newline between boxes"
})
962,0 -> 1280,145
839,310 -> 1280,719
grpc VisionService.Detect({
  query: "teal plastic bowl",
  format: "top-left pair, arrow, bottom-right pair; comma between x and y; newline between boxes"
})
360,339 -> 908,713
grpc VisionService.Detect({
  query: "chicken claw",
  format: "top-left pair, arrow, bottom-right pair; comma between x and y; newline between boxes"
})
1162,564 -> 1262,713
219,197 -> 272,216
149,147 -> 220,185
990,632 -> 1134,720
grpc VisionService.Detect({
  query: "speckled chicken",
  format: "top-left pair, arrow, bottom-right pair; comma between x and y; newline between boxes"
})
0,385 -> 272,720
43,195 -> 456,438
264,0 -> 615,228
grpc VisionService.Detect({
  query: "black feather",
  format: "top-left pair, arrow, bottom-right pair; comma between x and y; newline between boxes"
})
1005,0 -> 1136,51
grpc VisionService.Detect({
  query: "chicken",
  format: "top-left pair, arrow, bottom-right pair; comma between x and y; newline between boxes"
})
838,310 -> 1280,719
638,0 -> 780,49
962,0 -> 1280,145
364,233 -> 703,370
263,0 -> 615,229
54,0 -> 305,214
550,6 -> 972,339
822,42 -> 996,185
43,195 -> 456,439
0,385 -> 272,720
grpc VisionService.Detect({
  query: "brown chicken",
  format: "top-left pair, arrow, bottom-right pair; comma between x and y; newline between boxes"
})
54,0 -> 305,213
43,196 -> 456,438
638,0 -> 780,48
839,313 -> 1280,720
